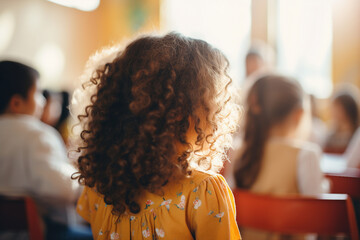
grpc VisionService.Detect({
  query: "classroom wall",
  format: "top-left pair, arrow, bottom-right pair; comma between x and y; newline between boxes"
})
0,0 -> 160,90
251,0 -> 360,90
250,0 -> 269,43
332,0 -> 360,88
250,0 -> 360,122
1,0 -> 359,92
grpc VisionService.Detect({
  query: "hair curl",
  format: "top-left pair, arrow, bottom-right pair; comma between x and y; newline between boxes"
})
71,32 -> 239,216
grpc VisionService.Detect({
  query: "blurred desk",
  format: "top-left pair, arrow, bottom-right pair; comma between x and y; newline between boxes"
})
322,153 -> 360,231
322,153 -> 360,200
321,153 -> 347,174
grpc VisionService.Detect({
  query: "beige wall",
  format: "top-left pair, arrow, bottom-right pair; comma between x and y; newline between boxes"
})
0,0 -> 160,90
2,0 -> 359,91
332,0 -> 360,88
251,0 -> 360,90
251,0 -> 269,42
64,0 -> 160,89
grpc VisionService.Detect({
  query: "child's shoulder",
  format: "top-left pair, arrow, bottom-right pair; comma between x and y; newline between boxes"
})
20,115 -> 59,135
188,169 -> 220,185
287,139 -> 321,154
174,169 -> 227,193
270,137 -> 321,154
1,114 -> 47,129
0,114 -> 63,143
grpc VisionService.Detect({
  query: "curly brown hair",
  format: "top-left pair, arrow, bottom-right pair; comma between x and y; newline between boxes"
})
72,32 -> 239,216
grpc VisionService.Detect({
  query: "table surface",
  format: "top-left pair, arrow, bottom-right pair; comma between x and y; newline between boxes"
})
321,153 -> 347,173
322,153 -> 360,178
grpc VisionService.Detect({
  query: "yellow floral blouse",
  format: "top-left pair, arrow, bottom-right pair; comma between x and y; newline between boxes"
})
77,170 -> 241,240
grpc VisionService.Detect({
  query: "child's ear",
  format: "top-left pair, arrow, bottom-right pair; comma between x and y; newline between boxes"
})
7,94 -> 25,114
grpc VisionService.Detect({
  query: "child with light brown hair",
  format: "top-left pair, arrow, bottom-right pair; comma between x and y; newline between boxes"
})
234,74 -> 328,239
72,33 -> 241,239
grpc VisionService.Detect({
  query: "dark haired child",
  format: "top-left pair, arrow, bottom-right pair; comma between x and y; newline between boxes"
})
41,90 -> 71,145
324,89 -> 360,154
234,74 -> 328,239
0,60 -> 92,240
72,33 -> 241,239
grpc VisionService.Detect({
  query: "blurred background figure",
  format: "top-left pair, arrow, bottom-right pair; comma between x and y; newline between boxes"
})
0,60 -> 91,240
233,74 -> 328,239
245,40 -> 276,79
41,90 -> 71,146
308,94 -> 328,147
323,86 -> 360,154
344,127 -> 360,168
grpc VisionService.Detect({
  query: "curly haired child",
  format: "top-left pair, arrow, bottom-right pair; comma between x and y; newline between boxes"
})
72,33 -> 241,239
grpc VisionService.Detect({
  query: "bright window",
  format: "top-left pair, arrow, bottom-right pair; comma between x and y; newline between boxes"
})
161,0 -> 251,84
277,0 -> 333,98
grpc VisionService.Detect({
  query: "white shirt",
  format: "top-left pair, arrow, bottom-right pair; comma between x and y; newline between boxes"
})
226,138 -> 329,195
0,114 -> 80,224
296,141 -> 329,195
344,127 -> 360,168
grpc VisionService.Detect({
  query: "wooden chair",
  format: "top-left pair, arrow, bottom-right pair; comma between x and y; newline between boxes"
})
0,195 -> 44,240
326,168 -> 360,200
233,189 -> 359,240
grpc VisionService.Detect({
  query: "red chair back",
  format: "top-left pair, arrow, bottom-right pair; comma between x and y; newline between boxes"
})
233,189 -> 359,240
0,195 -> 44,240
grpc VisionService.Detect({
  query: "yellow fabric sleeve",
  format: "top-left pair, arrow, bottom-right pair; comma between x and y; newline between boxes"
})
76,186 -> 92,223
187,174 -> 241,240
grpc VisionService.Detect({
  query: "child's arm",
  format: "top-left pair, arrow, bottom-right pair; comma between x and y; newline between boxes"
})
344,128 -> 360,168
187,174 -> 241,240
297,144 -> 330,195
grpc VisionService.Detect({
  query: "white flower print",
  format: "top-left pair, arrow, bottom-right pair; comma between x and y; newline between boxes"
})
110,232 -> 119,240
155,228 -> 165,238
215,212 -> 224,218
160,199 -> 172,211
142,228 -> 151,238
78,204 -> 83,211
175,195 -> 186,210
214,212 -> 224,222
130,216 -> 136,221
193,198 -> 202,209
98,229 -> 103,236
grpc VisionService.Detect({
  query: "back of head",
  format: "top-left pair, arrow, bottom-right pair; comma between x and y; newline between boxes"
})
235,74 -> 304,188
245,40 -> 275,77
73,32 -> 239,215
0,60 -> 39,114
332,91 -> 360,132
